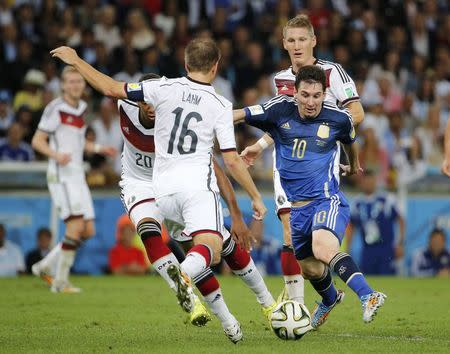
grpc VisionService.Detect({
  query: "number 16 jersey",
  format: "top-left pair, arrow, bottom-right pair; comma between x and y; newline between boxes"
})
125,76 -> 236,198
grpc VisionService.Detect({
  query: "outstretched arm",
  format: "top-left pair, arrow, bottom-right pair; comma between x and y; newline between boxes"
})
51,46 -> 126,98
213,158 -> 253,251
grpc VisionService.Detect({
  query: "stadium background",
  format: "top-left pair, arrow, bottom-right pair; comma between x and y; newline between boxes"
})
0,0 -> 449,276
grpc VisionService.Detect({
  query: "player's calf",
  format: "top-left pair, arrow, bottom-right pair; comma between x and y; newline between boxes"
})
222,237 -> 275,312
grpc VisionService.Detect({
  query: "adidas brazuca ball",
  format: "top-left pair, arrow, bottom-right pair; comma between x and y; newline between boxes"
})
270,300 -> 312,340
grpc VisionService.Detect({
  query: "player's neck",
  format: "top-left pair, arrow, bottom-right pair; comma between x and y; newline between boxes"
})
187,72 -> 213,86
62,94 -> 81,108
292,56 -> 317,74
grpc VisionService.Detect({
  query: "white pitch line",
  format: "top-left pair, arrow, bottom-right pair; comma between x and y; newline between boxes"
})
315,332 -> 450,343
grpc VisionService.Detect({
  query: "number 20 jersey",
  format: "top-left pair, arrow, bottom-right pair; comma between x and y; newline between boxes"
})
118,99 -> 155,183
125,76 -> 236,198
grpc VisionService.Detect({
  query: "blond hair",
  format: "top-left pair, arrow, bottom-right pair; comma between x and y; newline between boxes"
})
283,14 -> 315,38
61,66 -> 81,81
185,38 -> 221,74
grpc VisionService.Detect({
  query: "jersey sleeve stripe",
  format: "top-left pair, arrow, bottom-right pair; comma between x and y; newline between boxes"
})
341,96 -> 360,106
263,95 -> 295,110
319,60 -> 351,83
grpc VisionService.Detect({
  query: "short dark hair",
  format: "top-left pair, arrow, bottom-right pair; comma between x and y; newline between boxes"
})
185,38 -> 221,74
295,65 -> 326,92
37,227 -> 51,239
430,228 -> 446,240
139,73 -> 161,82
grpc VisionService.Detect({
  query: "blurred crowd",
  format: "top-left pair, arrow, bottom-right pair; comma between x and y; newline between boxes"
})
0,0 -> 449,190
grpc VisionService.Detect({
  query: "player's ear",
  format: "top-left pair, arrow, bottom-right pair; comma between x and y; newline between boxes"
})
282,38 -> 288,50
311,35 -> 317,48
211,61 -> 219,76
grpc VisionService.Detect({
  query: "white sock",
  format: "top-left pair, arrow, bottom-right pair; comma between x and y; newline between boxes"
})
54,249 -> 76,285
180,251 -> 208,279
233,259 -> 275,307
151,253 -> 180,291
203,288 -> 237,329
39,242 -> 62,271
284,275 -> 305,304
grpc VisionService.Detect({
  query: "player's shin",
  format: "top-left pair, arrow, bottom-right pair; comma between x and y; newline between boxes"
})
222,238 -> 274,307
54,237 -> 79,286
281,245 -> 305,304
137,221 -> 179,290
193,268 -> 237,329
329,252 -> 373,299
309,266 -> 338,306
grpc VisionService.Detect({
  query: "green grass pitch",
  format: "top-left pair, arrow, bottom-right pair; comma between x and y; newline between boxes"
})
1,275 -> 449,353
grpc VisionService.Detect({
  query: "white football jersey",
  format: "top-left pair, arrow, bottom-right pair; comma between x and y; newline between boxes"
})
273,59 -> 359,106
37,97 -> 87,182
117,99 -> 155,183
125,76 -> 236,197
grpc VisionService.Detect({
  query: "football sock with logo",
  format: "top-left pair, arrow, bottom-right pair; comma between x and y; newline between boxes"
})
54,237 -> 79,285
309,267 -> 338,306
222,238 -> 275,307
281,245 -> 305,304
329,252 -> 373,298
138,221 -> 179,290
195,270 -> 236,329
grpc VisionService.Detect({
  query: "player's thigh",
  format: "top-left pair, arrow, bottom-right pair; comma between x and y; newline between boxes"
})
299,256 -> 326,279
273,167 -> 292,219
120,181 -> 161,224
64,216 -> 85,239
290,203 -> 315,261
48,182 -> 82,222
311,192 -> 350,262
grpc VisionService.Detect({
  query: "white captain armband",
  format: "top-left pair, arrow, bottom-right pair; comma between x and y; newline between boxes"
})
125,82 -> 144,101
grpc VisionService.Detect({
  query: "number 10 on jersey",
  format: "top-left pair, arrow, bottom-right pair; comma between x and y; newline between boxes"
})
168,107 -> 203,155
292,138 -> 307,159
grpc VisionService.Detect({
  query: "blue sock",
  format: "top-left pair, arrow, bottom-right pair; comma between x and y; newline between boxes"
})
329,252 -> 373,299
309,267 -> 338,306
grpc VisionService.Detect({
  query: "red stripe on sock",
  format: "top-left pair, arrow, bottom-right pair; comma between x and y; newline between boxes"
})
281,250 -> 302,275
224,243 -> 251,270
196,275 -> 220,296
187,244 -> 212,266
142,235 -> 172,263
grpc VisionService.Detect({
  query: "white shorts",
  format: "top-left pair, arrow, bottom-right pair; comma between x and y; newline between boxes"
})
48,180 -> 95,221
273,167 -> 291,217
156,190 -> 229,241
119,180 -> 163,226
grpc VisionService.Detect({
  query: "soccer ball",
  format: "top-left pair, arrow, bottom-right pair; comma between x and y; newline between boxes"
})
270,300 -> 312,340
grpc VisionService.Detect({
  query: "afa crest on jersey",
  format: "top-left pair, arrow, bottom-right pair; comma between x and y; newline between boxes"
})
317,124 -> 330,139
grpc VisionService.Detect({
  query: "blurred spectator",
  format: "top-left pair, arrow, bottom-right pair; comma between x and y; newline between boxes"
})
25,227 -> 52,274
113,52 -> 142,83
127,8 -> 155,51
59,7 -> 82,48
13,69 -> 46,112
415,104 -> 444,168
109,215 -> 147,275
153,0 -> 178,39
0,224 -> 25,277
358,127 -> 389,187
93,4 -> 122,53
348,170 -> 405,275
411,228 -> 450,277
0,122 -> 34,161
0,89 -> 13,137
91,98 -> 123,175
75,28 -> 97,64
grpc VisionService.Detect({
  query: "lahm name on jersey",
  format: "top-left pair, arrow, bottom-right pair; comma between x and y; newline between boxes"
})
182,91 -> 202,105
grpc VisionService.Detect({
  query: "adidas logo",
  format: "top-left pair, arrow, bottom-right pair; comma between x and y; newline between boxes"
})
212,293 -> 222,303
281,122 -> 291,129
338,265 -> 346,276
280,85 -> 288,91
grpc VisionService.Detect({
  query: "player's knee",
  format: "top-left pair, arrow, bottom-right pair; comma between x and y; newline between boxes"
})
300,262 -> 322,279
65,217 -> 84,237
